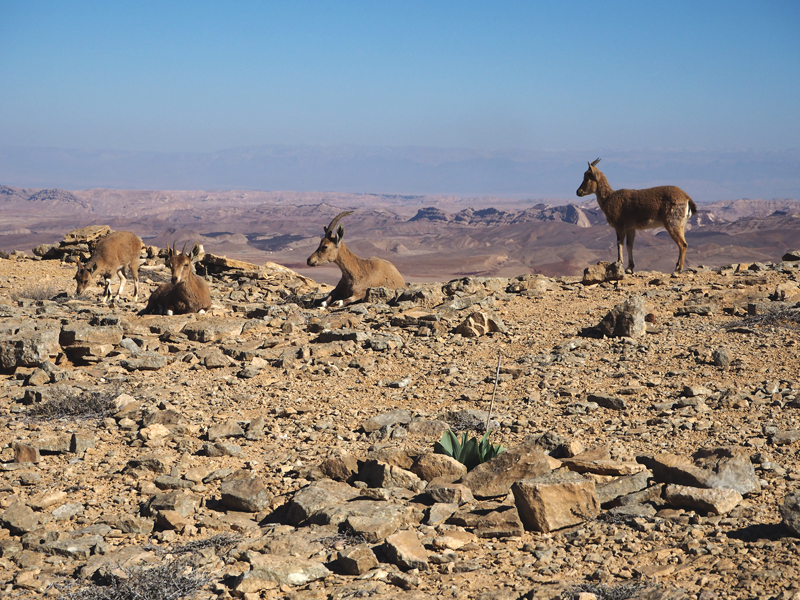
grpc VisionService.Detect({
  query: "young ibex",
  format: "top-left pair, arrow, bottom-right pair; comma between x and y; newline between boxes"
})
141,243 -> 212,315
75,230 -> 143,302
577,158 -> 698,273
306,211 -> 405,306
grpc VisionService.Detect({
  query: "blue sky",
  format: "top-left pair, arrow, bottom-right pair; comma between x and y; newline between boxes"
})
2,0 -> 798,155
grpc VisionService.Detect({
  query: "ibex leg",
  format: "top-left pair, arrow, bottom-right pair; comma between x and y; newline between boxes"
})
625,230 -> 636,274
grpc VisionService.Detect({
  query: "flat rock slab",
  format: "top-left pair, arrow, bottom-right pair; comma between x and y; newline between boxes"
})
449,504 -> 524,539
359,460 -> 423,491
362,409 -> 412,432
183,318 -> 244,342
287,479 -> 362,525
640,448 -> 758,496
596,470 -> 652,505
664,484 -> 743,515
234,555 -> 330,593
461,443 -> 551,498
343,501 -> 423,543
120,353 -> 169,371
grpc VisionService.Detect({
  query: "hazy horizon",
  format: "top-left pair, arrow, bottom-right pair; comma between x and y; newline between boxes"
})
2,2 -> 799,199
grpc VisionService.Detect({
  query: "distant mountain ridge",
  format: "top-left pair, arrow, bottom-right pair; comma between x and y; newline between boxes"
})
1,145 -> 798,200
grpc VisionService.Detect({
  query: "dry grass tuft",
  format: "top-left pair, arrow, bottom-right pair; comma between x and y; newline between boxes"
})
26,389 -> 119,422
10,282 -> 63,302
561,581 -> 653,600
56,556 -> 213,600
730,307 -> 800,331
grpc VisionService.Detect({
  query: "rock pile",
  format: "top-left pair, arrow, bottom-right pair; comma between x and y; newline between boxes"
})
0,253 -> 800,599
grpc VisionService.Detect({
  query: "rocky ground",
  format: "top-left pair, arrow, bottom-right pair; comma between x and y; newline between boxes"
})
1,250 -> 800,600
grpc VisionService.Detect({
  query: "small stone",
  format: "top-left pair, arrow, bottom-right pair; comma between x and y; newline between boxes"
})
712,348 -> 731,368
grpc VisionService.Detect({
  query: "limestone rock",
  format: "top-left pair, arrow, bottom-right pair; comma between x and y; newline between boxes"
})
454,311 -> 507,337
336,544 -> 379,575
462,443 -> 551,498
0,503 -> 39,535
220,470 -> 271,512
383,530 -> 429,571
411,453 -> 468,483
512,471 -> 600,533
583,261 -> 624,285
598,295 -> 646,338
664,484 -> 742,515
234,555 -> 330,593
780,492 -> 800,537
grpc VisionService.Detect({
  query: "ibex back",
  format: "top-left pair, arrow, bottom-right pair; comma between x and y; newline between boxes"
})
74,230 -> 143,302
577,159 -> 697,273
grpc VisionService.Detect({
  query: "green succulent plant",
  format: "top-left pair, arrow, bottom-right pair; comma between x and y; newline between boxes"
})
434,429 -> 505,471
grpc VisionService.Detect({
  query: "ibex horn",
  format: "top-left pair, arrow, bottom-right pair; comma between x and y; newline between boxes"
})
590,158 -> 601,167
181,242 -> 188,255
324,211 -> 354,240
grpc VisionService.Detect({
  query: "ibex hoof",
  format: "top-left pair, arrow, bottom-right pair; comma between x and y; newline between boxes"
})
166,309 -> 174,316
333,300 -> 344,307
320,301 -> 328,308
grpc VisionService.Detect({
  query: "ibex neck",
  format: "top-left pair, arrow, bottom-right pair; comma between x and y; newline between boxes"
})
333,243 -> 364,277
593,172 -> 615,203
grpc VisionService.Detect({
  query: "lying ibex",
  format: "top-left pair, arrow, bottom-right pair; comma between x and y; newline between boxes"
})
577,158 -> 698,273
141,243 -> 212,315
75,230 -> 143,302
307,211 -> 405,306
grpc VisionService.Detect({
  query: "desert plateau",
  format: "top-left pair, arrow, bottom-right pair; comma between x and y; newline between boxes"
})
0,212 -> 799,600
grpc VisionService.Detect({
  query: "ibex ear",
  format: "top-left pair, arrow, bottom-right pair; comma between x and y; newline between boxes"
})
336,225 -> 345,244
89,263 -> 99,274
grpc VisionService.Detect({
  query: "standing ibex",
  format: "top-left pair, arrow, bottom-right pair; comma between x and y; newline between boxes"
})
307,211 -> 405,306
75,230 -> 143,302
577,158 -> 698,273
141,243 -> 212,315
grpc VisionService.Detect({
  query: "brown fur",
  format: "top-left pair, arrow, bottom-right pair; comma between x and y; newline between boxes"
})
140,243 -> 212,315
577,159 -> 698,273
306,211 -> 405,306
74,231 -> 143,302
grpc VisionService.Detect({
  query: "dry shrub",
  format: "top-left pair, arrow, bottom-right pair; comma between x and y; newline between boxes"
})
10,282 -> 62,302
731,307 -> 800,330
26,389 -> 118,422
56,556 -> 213,600
561,581 -> 653,600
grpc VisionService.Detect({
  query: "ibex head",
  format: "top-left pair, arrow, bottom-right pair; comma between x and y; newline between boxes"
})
576,158 -> 602,197
307,211 -> 354,266
74,261 -> 98,295
167,241 -> 202,284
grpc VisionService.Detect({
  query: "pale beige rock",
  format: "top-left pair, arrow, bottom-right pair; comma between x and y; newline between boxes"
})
384,530 -> 429,571
664,484 -> 743,515
411,453 -> 468,482
512,472 -> 600,533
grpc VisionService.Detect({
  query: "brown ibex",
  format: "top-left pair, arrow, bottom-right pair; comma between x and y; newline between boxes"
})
577,158 -> 698,273
141,243 -> 212,315
75,230 -> 143,302
306,211 -> 405,306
